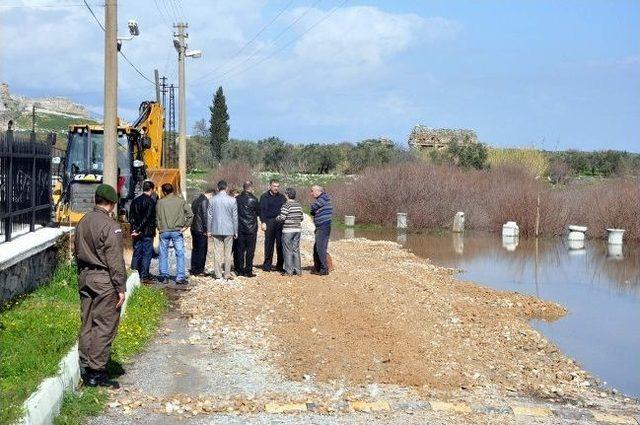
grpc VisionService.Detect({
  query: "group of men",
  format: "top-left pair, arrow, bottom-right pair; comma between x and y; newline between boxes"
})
74,179 -> 333,387
128,178 -> 333,286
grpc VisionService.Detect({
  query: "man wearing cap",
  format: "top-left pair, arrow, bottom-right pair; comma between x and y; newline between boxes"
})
74,184 -> 126,387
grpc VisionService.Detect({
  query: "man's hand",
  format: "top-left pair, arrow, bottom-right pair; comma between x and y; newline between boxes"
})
180,226 -> 188,233
234,234 -> 238,240
261,222 -> 267,232
131,231 -> 140,237
116,292 -> 125,309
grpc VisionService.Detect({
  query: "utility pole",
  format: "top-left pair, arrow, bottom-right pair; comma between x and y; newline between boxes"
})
174,22 -> 188,200
154,69 -> 161,104
103,0 -> 118,190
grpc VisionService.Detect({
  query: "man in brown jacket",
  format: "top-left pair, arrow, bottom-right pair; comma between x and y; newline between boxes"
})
74,184 -> 126,387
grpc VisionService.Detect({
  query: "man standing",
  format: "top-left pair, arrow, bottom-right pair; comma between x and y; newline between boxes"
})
277,188 -> 304,276
235,181 -> 260,277
207,180 -> 238,280
310,185 -> 333,275
190,187 -> 215,276
259,179 -> 286,272
74,184 -> 126,387
129,180 -> 156,283
156,183 -> 193,285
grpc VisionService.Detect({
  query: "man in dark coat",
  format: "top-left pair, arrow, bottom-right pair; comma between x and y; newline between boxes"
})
235,181 -> 260,277
129,180 -> 156,283
74,184 -> 126,387
190,187 -> 215,276
259,179 -> 286,271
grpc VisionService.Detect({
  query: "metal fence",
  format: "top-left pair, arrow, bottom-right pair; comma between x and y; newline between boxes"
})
0,130 -> 52,243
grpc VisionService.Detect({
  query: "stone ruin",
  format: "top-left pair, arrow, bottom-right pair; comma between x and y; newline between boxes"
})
408,125 -> 478,150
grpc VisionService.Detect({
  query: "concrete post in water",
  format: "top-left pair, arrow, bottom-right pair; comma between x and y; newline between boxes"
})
502,221 -> 519,238
567,239 -> 585,252
452,232 -> 464,254
606,229 -> 625,245
344,228 -> 355,239
607,243 -> 623,259
567,225 -> 587,241
452,212 -> 465,233
397,213 -> 408,229
397,230 -> 407,246
344,215 -> 355,227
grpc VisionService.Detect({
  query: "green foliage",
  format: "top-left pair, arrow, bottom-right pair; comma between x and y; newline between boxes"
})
223,139 -> 263,168
110,286 -> 168,363
54,387 -> 108,425
258,137 -> 296,173
209,86 -> 230,164
546,150 -> 640,177
14,112 -> 98,133
347,140 -> 395,173
299,143 -> 344,174
0,263 -> 80,425
427,141 -> 488,169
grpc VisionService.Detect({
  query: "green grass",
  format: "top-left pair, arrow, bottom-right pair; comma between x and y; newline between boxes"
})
54,285 -> 168,425
14,113 -> 98,133
0,264 -> 80,425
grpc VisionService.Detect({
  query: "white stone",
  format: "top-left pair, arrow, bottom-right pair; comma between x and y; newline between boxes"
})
606,228 -> 625,245
452,212 -> 465,233
344,215 -> 355,227
397,212 -> 408,229
502,221 -> 519,238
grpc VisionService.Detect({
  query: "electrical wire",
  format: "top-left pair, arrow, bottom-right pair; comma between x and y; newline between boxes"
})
221,0 -> 348,84
82,0 -> 155,85
189,0 -> 295,85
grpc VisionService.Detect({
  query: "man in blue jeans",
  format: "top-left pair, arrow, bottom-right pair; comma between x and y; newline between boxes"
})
129,180 -> 157,283
156,183 -> 193,285
310,185 -> 333,275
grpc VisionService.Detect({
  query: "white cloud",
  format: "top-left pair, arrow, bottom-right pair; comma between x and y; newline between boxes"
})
290,6 -> 460,68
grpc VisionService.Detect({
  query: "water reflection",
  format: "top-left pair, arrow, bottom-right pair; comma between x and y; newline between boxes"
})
332,228 -> 640,397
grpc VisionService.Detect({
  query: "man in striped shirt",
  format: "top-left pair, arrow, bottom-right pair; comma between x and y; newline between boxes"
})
310,185 -> 333,275
276,188 -> 304,276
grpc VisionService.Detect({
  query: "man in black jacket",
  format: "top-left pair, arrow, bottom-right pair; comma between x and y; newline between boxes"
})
129,180 -> 156,282
190,187 -> 215,276
259,179 -> 286,272
235,181 -> 260,277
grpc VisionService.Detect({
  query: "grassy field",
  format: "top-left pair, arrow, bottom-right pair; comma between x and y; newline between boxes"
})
0,264 -> 80,425
14,112 -> 98,133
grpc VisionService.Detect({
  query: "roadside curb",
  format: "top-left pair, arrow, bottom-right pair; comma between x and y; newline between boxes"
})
20,272 -> 140,425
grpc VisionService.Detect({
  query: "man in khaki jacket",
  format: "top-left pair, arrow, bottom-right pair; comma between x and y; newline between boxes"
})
156,183 -> 193,285
74,184 -> 126,387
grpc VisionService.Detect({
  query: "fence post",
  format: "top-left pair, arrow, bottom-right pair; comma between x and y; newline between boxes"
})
5,129 -> 14,242
30,131 -> 37,232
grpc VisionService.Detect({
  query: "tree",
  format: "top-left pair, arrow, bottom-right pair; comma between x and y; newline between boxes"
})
446,141 -> 488,169
209,86 -> 230,164
347,139 -> 395,173
187,119 -> 213,171
258,137 -> 294,172
223,139 -> 263,168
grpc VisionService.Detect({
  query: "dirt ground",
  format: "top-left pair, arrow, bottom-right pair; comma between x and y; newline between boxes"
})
95,221 -> 639,424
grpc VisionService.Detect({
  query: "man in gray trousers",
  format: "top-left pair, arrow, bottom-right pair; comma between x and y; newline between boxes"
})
207,180 -> 238,280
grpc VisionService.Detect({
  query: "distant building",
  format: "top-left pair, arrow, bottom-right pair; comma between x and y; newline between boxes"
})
408,125 -> 478,150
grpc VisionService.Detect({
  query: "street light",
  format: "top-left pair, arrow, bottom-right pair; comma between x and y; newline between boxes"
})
185,49 -> 202,58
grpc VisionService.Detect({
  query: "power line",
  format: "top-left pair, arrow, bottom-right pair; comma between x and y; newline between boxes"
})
221,0 -> 348,83
191,0 -> 325,87
190,0 -> 295,85
82,0 -> 155,85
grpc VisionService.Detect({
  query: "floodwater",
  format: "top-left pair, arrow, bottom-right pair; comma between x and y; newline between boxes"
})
333,228 -> 640,398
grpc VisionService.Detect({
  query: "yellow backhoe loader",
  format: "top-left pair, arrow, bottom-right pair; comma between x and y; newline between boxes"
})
53,101 -> 180,225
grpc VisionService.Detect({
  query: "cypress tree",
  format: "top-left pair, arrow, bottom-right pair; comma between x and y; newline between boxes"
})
209,86 -> 230,164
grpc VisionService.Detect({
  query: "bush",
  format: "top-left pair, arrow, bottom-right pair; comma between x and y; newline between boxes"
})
488,147 -> 549,176
206,161 -> 256,192
223,139 -> 263,168
329,162 -> 640,240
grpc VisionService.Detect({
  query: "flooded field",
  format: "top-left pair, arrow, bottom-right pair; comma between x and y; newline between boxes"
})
334,228 -> 640,398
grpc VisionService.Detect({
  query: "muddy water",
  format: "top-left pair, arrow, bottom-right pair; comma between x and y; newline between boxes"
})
333,229 -> 640,398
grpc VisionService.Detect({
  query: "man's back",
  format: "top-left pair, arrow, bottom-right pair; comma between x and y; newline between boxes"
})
129,193 -> 156,237
237,191 -> 259,234
157,194 -> 193,232
191,194 -> 209,234
208,192 -> 238,236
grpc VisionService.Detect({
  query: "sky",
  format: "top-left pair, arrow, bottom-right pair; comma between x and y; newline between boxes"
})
0,0 -> 638,151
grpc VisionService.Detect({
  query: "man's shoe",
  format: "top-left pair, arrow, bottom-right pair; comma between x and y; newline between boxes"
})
157,276 -> 168,284
319,270 -> 329,276
223,274 -> 234,281
244,272 -> 257,278
175,278 -> 189,285
94,371 -> 120,389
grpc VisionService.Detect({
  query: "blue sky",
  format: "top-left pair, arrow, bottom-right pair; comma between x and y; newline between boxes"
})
1,0 -> 638,151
